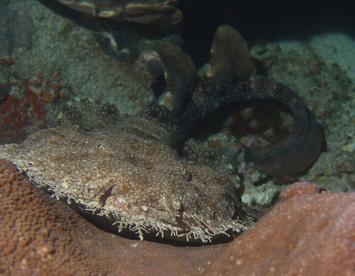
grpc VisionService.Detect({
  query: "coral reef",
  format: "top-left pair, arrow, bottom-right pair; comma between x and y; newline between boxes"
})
3,0 -> 155,115
0,159 -> 107,274
0,0 -> 353,271
0,73 -> 68,144
1,159 -> 353,275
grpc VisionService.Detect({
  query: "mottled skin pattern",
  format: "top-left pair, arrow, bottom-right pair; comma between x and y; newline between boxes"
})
0,25 -> 325,244
52,0 -> 182,25
0,119 -> 252,243
153,25 -> 326,176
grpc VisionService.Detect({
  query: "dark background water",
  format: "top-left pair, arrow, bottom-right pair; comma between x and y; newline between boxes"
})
178,0 -> 355,65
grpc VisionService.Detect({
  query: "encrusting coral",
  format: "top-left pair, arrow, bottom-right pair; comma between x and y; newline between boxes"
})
207,182 -> 355,275
0,159 -> 105,274
1,160 -> 353,275
0,25 -> 325,243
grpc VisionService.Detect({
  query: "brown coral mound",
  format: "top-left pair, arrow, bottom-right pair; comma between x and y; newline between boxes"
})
208,182 -> 355,275
1,160 -> 354,275
0,159 -> 103,274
